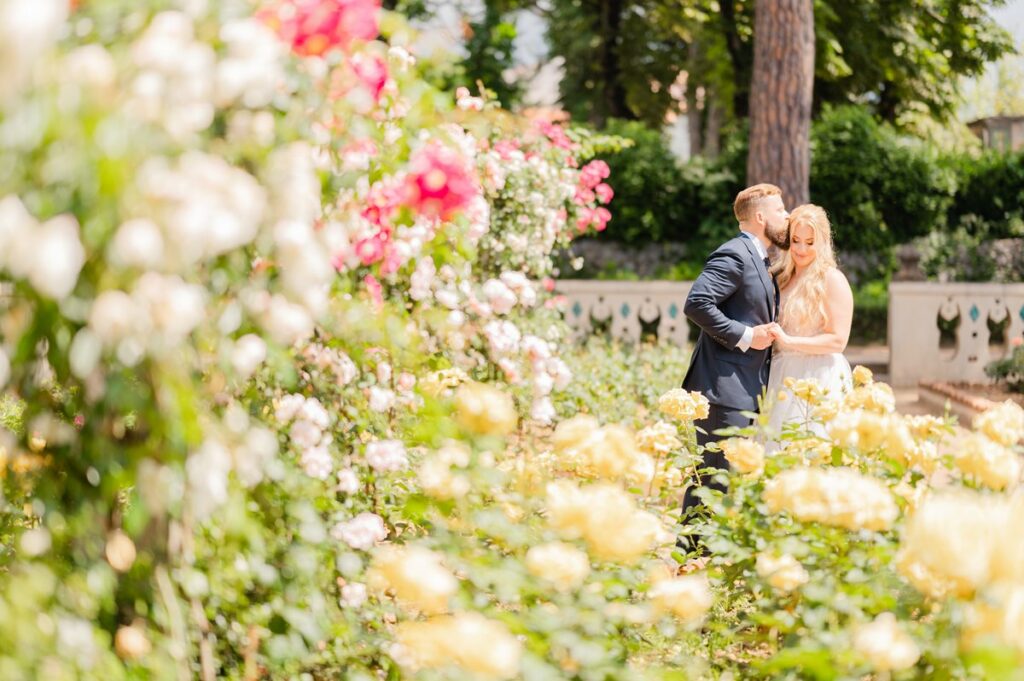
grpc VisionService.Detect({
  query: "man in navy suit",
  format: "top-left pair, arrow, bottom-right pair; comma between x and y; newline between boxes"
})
679,183 -> 790,556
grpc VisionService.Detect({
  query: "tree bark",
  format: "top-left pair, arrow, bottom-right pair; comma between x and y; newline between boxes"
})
704,96 -> 723,158
597,0 -> 629,126
746,0 -> 814,207
686,41 -> 703,157
719,0 -> 751,119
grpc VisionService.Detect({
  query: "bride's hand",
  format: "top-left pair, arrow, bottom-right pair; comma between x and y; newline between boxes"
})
768,323 -> 790,345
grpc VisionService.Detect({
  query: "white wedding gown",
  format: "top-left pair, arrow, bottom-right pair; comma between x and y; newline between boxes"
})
764,292 -> 852,448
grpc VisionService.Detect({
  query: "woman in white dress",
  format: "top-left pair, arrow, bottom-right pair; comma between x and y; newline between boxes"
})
764,204 -> 853,442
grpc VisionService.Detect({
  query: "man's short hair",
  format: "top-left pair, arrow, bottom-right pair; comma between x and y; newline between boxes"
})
733,183 -> 782,222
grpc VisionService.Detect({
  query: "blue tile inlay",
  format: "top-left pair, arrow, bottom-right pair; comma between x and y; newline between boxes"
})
970,304 -> 980,322
621,303 -> 630,318
668,303 -> 678,319
572,301 -> 582,318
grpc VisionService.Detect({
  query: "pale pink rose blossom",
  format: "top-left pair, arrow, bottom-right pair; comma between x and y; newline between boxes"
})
482,279 -> 517,315
531,397 -> 556,424
300,443 -> 333,479
340,582 -> 368,607
275,393 -> 306,422
290,419 -> 323,449
298,397 -> 330,429
397,372 -> 416,392
368,386 -> 396,412
365,439 -> 407,472
331,512 -> 387,550
337,468 -> 360,494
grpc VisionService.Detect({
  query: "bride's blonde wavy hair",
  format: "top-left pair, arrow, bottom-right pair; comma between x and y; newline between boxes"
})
771,204 -> 837,332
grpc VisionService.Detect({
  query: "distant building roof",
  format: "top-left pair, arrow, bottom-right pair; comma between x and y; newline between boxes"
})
967,114 -> 1024,127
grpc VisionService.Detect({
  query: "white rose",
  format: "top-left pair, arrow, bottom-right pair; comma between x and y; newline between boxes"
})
289,419 -> 322,450
110,219 -> 165,268
30,215 -> 85,299
89,290 -> 142,346
231,334 -> 267,378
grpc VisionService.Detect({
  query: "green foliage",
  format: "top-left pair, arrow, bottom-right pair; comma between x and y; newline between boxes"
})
985,343 -> 1024,392
552,337 -> 690,424
544,0 -> 691,127
850,280 -> 889,344
814,0 -> 1014,122
810,105 -> 957,258
587,119 -> 744,255
457,4 -> 522,107
598,119 -> 688,244
949,150 -> 1024,240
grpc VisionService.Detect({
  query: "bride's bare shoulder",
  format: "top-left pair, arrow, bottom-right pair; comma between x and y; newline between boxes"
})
824,267 -> 852,296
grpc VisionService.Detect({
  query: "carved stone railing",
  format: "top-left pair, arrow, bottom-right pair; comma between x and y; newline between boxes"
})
889,282 -> 1024,387
555,280 -> 693,346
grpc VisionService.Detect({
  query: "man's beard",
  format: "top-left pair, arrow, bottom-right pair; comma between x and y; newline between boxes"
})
766,223 -> 790,250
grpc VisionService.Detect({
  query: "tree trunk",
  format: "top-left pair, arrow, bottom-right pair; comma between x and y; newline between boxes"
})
719,0 -> 750,119
704,96 -> 723,158
596,0 -> 629,126
746,0 -> 814,207
685,42 -> 704,157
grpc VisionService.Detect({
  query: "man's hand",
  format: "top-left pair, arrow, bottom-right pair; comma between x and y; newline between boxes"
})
749,324 -> 775,350
766,322 -> 791,347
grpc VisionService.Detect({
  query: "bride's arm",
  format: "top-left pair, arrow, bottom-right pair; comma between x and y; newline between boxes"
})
772,269 -> 853,354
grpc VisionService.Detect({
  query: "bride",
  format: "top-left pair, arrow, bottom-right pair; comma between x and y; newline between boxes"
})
765,204 -> 853,441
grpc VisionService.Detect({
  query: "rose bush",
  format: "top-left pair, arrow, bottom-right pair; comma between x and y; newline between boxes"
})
1,1 -> 1023,680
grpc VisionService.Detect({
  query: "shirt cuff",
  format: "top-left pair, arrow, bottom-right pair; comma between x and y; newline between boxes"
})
736,325 -> 753,352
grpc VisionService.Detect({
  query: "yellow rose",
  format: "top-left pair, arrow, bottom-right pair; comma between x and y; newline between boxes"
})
790,378 -> 825,405
657,389 -> 710,422
368,545 -> 459,615
844,382 -> 896,414
721,438 -> 765,477
545,481 -> 665,562
755,553 -> 809,592
635,421 -> 682,455
895,551 -> 965,600
811,399 -> 840,423
962,585 -> 1024,656
420,367 -> 469,398
973,400 -> 1024,447
552,415 -> 601,453
455,382 -> 517,436
905,414 -> 948,440
395,612 -> 521,680
586,424 -> 643,480
954,432 -> 1022,490
898,490 -> 1010,599
648,574 -> 713,623
852,613 -> 920,672
418,454 -> 470,500
763,467 -> 898,531
829,410 -> 892,452
525,541 -> 591,591
851,365 -> 874,387
780,438 -> 833,465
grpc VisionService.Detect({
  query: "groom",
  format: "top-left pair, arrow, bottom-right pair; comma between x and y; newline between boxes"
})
679,183 -> 790,555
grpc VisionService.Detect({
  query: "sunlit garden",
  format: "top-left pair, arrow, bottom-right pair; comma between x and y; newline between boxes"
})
1,0 -> 1024,679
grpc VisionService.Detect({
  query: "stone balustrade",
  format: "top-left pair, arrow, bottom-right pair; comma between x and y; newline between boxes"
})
554,280 -> 693,346
889,282 -> 1024,387
556,280 -> 1024,389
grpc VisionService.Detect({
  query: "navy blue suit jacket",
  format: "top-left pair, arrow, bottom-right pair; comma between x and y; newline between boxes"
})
681,235 -> 778,411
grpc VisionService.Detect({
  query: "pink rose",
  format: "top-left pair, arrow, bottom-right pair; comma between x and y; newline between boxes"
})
403,143 -> 479,221
260,0 -> 381,57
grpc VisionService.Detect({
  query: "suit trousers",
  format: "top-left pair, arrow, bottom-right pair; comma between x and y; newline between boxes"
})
678,403 -> 752,553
